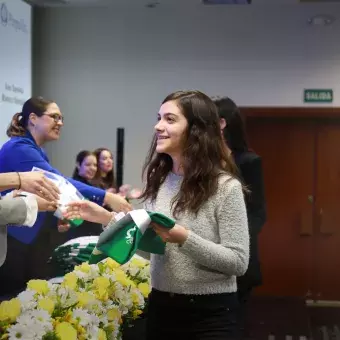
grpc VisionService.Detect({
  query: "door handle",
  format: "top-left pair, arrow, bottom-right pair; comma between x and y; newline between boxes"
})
319,208 -> 335,235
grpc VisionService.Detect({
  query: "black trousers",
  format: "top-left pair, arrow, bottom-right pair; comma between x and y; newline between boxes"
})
146,289 -> 239,340
0,222 -> 69,298
237,284 -> 253,339
0,235 -> 29,298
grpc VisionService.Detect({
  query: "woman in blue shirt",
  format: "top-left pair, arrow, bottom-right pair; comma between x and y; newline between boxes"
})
0,96 -> 131,296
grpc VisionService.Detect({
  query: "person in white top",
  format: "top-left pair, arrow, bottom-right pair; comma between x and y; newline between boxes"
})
0,171 -> 60,267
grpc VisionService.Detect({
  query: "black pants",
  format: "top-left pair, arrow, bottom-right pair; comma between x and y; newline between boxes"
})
0,222 -> 69,298
237,285 -> 253,339
0,235 -> 29,298
146,289 -> 239,340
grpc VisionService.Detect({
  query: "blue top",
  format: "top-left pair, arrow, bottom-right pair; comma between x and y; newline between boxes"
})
0,132 -> 106,244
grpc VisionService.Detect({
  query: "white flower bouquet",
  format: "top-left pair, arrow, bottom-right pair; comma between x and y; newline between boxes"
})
0,257 -> 151,340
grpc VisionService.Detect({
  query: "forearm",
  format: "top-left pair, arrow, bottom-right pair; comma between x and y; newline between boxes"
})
67,178 -> 106,206
101,210 -> 116,227
179,230 -> 249,276
0,172 -> 21,192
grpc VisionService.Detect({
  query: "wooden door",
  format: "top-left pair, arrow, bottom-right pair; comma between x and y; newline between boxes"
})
246,118 -> 315,297
314,122 -> 340,300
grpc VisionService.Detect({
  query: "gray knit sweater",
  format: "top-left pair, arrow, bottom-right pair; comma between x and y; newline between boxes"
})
145,172 -> 249,295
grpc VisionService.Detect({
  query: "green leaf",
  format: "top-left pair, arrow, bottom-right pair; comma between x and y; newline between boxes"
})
42,331 -> 60,340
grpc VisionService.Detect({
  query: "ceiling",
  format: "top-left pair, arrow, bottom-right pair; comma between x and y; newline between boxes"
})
25,0 -> 340,6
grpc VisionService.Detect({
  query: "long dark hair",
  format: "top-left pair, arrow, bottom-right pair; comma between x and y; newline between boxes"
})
94,147 -> 116,190
140,90 -> 239,218
213,97 -> 248,154
7,97 -> 55,137
72,150 -> 96,178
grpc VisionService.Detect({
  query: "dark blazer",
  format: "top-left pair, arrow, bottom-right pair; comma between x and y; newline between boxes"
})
234,151 -> 266,289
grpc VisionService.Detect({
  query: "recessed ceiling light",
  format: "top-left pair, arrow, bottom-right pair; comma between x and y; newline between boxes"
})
307,14 -> 335,26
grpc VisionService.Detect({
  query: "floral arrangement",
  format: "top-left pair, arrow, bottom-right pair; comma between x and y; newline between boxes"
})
0,256 -> 150,340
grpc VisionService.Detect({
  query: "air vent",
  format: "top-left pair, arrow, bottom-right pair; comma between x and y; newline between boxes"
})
203,0 -> 251,4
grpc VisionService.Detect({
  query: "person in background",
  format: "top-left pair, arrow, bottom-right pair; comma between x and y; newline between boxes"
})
71,150 -> 104,238
214,96 -> 267,338
0,97 -> 131,296
72,150 -> 97,185
64,90 -> 250,340
94,147 -> 116,192
1,171 -> 60,271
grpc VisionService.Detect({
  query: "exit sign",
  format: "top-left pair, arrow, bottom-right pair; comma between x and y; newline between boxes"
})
304,89 -> 333,103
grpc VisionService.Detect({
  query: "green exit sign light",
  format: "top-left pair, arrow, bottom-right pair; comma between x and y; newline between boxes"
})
304,89 -> 333,103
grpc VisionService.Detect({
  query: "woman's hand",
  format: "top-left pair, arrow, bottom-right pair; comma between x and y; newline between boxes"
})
106,188 -> 116,194
35,195 -> 58,212
19,172 -> 60,201
63,200 -> 113,226
57,220 -> 71,233
104,192 -> 132,213
152,223 -> 189,245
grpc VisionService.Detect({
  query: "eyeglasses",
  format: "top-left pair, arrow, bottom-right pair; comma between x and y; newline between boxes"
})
42,113 -> 64,123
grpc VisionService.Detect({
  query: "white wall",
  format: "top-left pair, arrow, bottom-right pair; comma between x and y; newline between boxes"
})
33,4 -> 340,187
0,0 -> 31,146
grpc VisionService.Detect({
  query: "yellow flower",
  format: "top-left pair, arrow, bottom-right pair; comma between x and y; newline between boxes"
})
63,272 -> 78,290
27,279 -> 49,295
76,324 -> 86,339
55,322 -> 77,340
0,298 -> 21,323
131,292 -> 141,305
98,328 -> 107,340
94,287 -> 109,302
138,282 -> 151,298
107,308 -> 121,322
74,262 -> 91,273
130,257 -> 147,268
38,297 -> 55,314
105,258 -> 120,270
115,269 -> 135,287
93,276 -> 110,290
77,292 -> 95,307
132,309 -> 143,319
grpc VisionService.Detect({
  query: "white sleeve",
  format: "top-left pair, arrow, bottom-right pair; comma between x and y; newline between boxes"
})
20,195 -> 38,227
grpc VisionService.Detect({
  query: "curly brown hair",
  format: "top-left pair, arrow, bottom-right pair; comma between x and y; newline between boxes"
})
140,90 -> 239,218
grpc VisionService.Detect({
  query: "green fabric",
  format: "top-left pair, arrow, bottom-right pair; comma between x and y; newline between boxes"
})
138,211 -> 175,254
69,218 -> 84,228
89,210 -> 175,265
49,236 -> 99,276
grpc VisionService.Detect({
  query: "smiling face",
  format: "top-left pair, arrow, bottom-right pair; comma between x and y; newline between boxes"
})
98,150 -> 113,174
29,102 -> 63,142
154,100 -> 188,158
78,155 -> 97,180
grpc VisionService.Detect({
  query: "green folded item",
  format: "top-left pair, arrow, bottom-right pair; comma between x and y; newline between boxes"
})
69,218 -> 84,228
49,236 -> 100,276
89,209 -> 175,265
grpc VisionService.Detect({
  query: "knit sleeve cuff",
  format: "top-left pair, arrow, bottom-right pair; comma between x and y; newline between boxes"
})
178,230 -> 199,251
